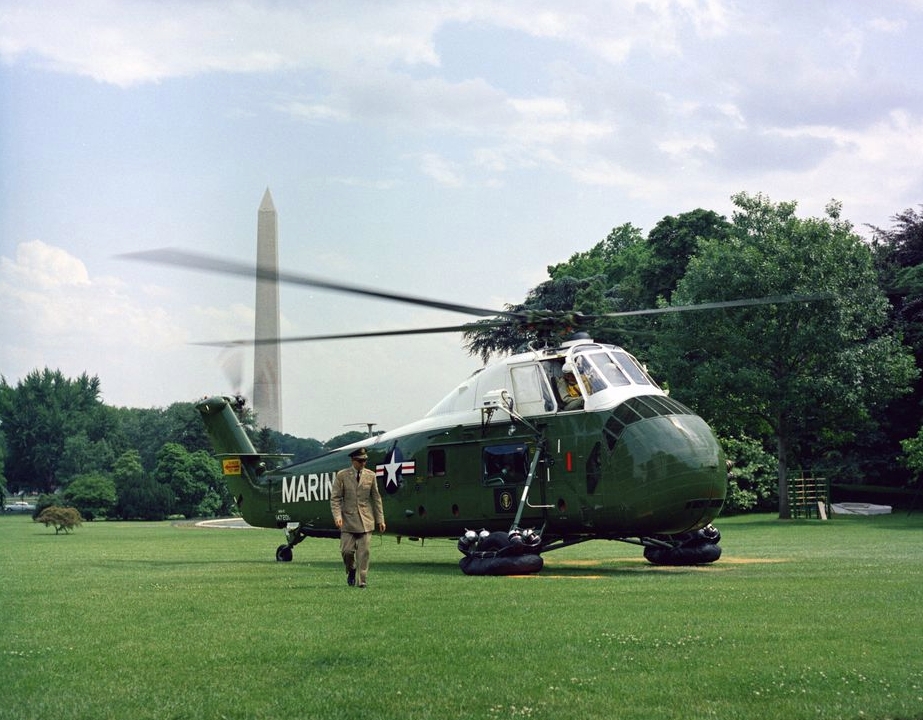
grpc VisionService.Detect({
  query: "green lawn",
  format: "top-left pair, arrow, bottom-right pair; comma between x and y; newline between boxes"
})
2,513 -> 922,720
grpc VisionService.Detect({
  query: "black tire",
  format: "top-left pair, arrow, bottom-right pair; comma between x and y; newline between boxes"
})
276,544 -> 293,562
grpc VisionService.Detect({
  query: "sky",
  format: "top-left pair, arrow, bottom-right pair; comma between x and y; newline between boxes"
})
2,1 -> 922,442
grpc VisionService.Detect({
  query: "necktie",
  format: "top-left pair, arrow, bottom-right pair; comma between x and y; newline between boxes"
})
356,470 -> 361,484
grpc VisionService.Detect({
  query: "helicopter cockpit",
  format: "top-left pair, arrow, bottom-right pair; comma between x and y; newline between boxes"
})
544,344 -> 658,413
426,340 -> 660,419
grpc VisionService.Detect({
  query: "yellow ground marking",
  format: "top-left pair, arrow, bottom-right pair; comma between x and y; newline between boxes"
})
510,556 -> 787,578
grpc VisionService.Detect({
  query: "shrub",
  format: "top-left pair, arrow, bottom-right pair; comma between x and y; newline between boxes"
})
720,435 -> 778,514
35,505 -> 84,534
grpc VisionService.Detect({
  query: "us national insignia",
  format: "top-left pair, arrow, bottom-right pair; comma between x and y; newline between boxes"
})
376,446 -> 415,495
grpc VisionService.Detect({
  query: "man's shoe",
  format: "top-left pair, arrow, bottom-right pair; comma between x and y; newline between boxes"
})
358,583 -> 367,589
347,568 -> 356,586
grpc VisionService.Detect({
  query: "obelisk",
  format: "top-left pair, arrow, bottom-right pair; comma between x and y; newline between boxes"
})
253,188 -> 282,431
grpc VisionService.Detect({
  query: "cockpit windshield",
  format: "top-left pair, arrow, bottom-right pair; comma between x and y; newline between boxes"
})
612,350 -> 654,385
583,352 -> 631,388
570,348 -> 654,397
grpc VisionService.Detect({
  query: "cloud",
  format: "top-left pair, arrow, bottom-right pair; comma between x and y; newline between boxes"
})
0,1 -> 446,87
0,240 -> 178,351
418,153 -> 464,187
0,241 -> 251,407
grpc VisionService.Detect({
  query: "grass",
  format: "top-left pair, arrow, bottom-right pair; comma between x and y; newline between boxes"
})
2,513 -> 923,720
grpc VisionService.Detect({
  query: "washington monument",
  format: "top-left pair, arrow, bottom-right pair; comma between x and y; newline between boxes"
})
253,188 -> 282,431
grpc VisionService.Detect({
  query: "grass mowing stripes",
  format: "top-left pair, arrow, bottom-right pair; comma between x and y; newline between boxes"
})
2,513 -> 922,720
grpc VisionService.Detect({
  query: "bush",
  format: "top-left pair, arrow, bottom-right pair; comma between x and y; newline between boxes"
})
35,506 -> 83,534
720,435 -> 778,514
62,473 -> 116,521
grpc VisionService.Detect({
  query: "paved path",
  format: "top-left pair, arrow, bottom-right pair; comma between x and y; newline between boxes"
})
195,517 -> 258,529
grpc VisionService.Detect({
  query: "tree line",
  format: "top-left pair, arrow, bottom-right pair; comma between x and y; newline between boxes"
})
2,192 -> 921,520
0,372 -> 365,520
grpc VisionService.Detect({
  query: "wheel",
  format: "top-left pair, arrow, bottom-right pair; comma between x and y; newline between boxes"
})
275,544 -> 293,562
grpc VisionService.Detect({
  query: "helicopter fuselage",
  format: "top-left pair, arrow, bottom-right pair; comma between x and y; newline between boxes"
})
197,339 -> 726,552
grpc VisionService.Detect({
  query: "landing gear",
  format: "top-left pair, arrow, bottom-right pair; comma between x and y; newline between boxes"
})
457,528 -> 544,575
276,544 -> 294,562
643,525 -> 722,566
274,523 -> 320,562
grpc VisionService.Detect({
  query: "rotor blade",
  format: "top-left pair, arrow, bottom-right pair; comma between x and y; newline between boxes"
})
590,293 -> 834,319
190,322 -> 506,348
119,247 -> 517,319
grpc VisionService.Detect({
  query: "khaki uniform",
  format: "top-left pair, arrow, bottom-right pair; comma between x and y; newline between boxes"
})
331,463 -> 384,586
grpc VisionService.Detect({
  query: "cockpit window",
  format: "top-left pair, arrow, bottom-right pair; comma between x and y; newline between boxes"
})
565,348 -> 656,396
574,352 -> 630,394
612,350 -> 653,385
584,352 -> 630,388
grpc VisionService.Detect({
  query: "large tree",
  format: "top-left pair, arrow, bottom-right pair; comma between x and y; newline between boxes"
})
0,370 -> 114,493
870,207 -> 923,484
639,208 -> 732,306
653,193 -> 917,518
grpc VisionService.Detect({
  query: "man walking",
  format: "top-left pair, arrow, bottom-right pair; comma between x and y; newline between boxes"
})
331,447 -> 386,588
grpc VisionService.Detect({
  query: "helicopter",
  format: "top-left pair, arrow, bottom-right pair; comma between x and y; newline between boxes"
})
124,248 -> 820,574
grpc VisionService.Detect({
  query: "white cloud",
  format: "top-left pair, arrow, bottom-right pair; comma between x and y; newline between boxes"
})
0,240 -> 250,408
2,239 -> 90,288
418,153 -> 464,187
869,16 -> 907,33
0,0 -> 447,87
0,241 -> 179,350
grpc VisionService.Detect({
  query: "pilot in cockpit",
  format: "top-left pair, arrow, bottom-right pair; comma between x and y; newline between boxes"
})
556,362 -> 585,410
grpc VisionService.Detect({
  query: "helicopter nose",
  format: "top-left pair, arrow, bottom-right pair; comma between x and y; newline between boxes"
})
607,411 -> 726,535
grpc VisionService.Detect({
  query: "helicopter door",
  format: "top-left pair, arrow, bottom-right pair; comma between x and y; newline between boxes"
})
509,364 -> 556,415
481,443 -> 547,525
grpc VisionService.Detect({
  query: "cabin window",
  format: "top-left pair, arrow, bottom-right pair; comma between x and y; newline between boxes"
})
428,448 -> 447,477
482,444 -> 529,487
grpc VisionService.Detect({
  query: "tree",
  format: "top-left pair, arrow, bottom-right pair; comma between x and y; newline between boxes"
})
0,369 -> 113,493
256,426 -> 280,454
112,449 -> 145,491
187,449 -> 230,517
152,443 -> 226,518
153,443 -> 199,518
463,223 -> 650,360
58,433 -> 115,485
324,430 -> 368,451
639,209 -> 732,306
653,193 -> 918,518
870,207 -> 923,485
112,449 -> 175,521
900,427 -> 923,481
0,435 -> 7,507
163,401 -> 213,453
110,401 -> 213,471
273,432 -> 324,464
117,476 -> 175,521
62,473 -> 117,521
35,506 -> 83,534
